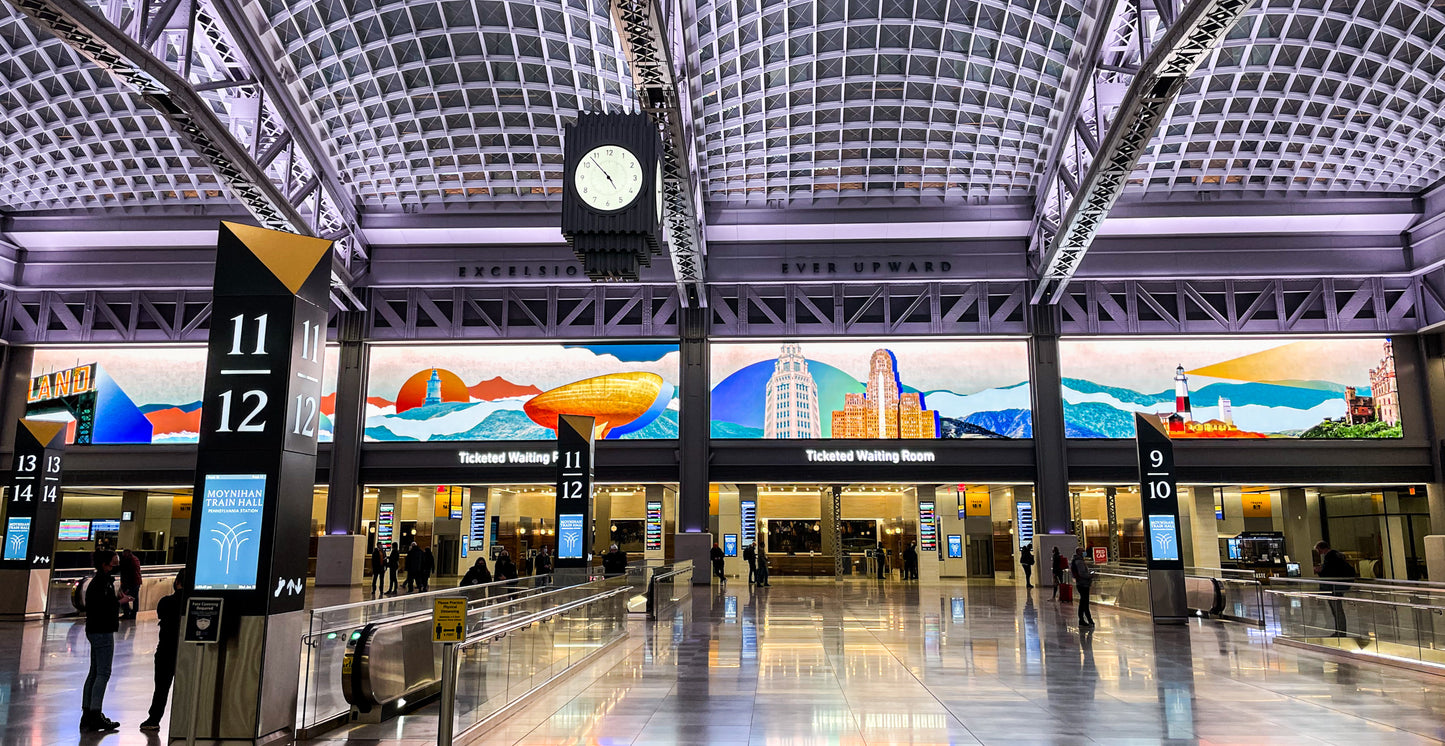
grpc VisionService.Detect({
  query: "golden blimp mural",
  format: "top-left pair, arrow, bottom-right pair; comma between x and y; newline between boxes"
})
523,372 -> 666,437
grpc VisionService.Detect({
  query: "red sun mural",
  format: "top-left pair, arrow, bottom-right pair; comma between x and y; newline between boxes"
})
395,368 -> 469,413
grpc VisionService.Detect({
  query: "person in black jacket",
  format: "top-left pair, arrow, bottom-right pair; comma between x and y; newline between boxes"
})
1315,540 -> 1356,635
754,546 -> 770,587
419,547 -> 434,592
493,549 -> 517,581
903,543 -> 919,581
1019,545 -> 1036,589
405,542 -> 422,592
119,549 -> 142,619
461,557 -> 493,586
82,549 -> 129,732
139,577 -> 187,731
601,544 -> 628,575
710,542 -> 726,583
534,546 -> 553,575
743,543 -> 757,584
386,544 -> 400,595
1070,547 -> 1095,627
371,545 -> 387,596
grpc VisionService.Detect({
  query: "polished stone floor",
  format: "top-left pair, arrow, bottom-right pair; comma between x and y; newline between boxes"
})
4,579 -> 1445,745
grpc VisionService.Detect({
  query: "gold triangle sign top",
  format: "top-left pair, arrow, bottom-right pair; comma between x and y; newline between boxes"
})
222,222 -> 332,295
20,419 -> 67,445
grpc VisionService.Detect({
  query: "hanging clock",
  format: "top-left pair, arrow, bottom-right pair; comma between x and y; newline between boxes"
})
562,112 -> 667,281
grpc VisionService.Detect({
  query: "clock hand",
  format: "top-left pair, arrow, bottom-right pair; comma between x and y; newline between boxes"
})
589,155 -> 617,186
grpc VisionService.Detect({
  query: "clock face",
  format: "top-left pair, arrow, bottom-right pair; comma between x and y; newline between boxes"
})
574,145 -> 643,212
655,162 -> 664,223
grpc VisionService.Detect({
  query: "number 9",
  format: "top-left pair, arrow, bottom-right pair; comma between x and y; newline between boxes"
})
1150,450 -> 1164,468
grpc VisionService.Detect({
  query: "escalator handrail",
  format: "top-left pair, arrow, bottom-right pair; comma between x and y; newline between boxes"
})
310,575 -> 548,615
455,586 -> 634,653
308,584 -> 548,639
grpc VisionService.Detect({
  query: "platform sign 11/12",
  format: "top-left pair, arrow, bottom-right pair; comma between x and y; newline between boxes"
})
553,414 -> 595,569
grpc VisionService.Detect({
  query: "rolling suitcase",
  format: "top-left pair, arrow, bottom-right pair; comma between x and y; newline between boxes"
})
1058,582 -> 1073,602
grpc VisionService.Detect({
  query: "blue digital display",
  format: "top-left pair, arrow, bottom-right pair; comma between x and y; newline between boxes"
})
194,474 -> 267,591
723,534 -> 738,557
469,502 -> 487,550
946,534 -> 963,559
5,517 -> 31,561
1149,515 -> 1180,562
558,513 -> 584,559
90,519 -> 120,538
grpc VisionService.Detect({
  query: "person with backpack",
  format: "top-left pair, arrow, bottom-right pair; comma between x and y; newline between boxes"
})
386,543 -> 400,595
118,549 -> 142,620
743,543 -> 757,584
1070,546 -> 1095,627
1315,540 -> 1356,635
1019,545 -> 1036,589
371,545 -> 387,596
1050,547 -> 1067,599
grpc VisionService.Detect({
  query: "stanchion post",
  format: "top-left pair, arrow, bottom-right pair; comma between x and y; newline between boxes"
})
432,595 -> 466,746
438,642 -> 457,746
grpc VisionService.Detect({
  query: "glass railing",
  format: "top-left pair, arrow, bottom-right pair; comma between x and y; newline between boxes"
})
1265,578 -> 1445,670
295,575 -> 553,735
1090,564 -> 1265,625
447,579 -> 633,741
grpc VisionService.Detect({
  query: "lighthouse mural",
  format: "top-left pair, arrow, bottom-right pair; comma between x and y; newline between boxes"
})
1174,365 -> 1192,421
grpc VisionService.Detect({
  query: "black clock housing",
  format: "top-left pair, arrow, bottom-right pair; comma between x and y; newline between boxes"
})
562,112 -> 666,280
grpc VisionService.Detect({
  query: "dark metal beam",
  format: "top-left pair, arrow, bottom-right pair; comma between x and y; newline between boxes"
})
1032,0 -> 1259,304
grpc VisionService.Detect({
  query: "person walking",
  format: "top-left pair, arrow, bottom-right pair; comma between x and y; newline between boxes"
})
1020,545 -> 1036,589
710,542 -> 726,583
743,542 -> 757,584
754,546 -> 771,587
370,545 -> 387,595
461,557 -> 493,586
1050,547 -> 1066,599
903,542 -> 919,581
404,542 -> 422,592
118,548 -> 142,620
1070,546 -> 1095,627
534,546 -> 553,575
494,549 -> 517,581
386,543 -> 400,595
602,544 -> 628,575
1315,540 -> 1356,636
139,577 -> 187,731
81,549 -> 129,732
874,543 -> 887,579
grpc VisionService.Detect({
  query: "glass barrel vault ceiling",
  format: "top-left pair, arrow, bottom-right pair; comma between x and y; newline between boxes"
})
0,0 -> 1441,211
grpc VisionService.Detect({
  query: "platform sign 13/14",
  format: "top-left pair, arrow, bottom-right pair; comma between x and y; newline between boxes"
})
1,420 -> 66,570
553,414 -> 596,569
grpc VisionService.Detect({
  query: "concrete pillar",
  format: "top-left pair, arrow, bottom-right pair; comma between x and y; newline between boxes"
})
1382,491 -> 1410,580
937,486 -> 967,578
317,313 -> 369,586
719,485 -> 744,578
119,490 -> 147,550
1188,487 -> 1221,571
1281,487 -> 1321,578
1176,484 -> 1195,569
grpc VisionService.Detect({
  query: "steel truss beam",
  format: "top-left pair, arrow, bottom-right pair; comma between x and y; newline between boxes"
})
5,0 -> 367,306
365,286 -> 682,341
1057,277 -> 1438,335
707,283 -> 1034,337
0,288 -> 340,343
1031,0 -> 1257,304
610,0 -> 706,306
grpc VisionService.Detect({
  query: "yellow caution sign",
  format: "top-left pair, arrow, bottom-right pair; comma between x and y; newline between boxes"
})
432,597 -> 467,643
341,653 -> 353,675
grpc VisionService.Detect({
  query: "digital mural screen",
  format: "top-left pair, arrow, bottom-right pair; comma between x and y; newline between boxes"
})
193,474 -> 267,592
28,346 -> 339,444
710,341 -> 1030,439
1058,337 -> 1401,439
364,343 -> 680,442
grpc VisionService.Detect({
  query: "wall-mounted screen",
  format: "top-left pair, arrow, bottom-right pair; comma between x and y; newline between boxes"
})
377,503 -> 395,550
1016,502 -> 1034,547
468,502 -> 487,550
766,519 -> 821,555
29,346 -> 339,444
711,341 -> 1031,439
919,501 -> 937,552
946,534 -> 963,559
4,517 -> 31,561
740,499 -> 757,546
839,520 -> 878,552
723,534 -> 738,557
364,343 -> 679,442
1148,515 -> 1180,562
1058,338 -> 1401,439
558,513 -> 585,559
58,520 -> 90,541
90,519 -> 120,537
610,520 -> 645,552
193,474 -> 267,591
644,500 -> 663,551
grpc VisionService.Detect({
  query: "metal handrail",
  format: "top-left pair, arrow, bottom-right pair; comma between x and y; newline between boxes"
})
304,585 -> 547,639
456,586 -> 633,652
1264,576 -> 1445,595
50,563 -> 187,578
308,575 -> 550,615
1265,588 -> 1445,612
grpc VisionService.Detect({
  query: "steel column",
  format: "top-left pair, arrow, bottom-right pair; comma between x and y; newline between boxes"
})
324,311 -> 369,535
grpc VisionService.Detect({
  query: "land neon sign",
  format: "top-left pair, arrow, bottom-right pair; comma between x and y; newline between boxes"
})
28,364 -> 96,403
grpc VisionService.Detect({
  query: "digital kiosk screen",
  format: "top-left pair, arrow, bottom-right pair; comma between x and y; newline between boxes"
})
4,517 -> 31,561
377,503 -> 395,549
58,520 -> 90,541
723,534 -> 738,557
468,502 -> 487,550
90,519 -> 120,538
193,474 -> 267,591
1148,514 -> 1180,562
558,513 -> 585,559
645,500 -> 663,551
946,534 -> 963,559
740,499 -> 757,546
918,501 -> 937,552
1015,501 -> 1034,547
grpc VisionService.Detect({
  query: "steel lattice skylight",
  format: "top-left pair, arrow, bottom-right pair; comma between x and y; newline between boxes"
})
249,0 -> 636,207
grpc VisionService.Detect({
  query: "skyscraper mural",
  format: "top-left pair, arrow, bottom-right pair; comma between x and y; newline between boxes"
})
712,341 -> 1031,439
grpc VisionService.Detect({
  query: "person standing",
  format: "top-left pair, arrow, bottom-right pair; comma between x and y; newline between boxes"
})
461,557 -> 493,586
386,543 -> 400,595
710,542 -> 726,583
743,543 -> 757,584
1019,545 -> 1036,589
370,545 -> 386,595
903,542 -> 919,581
493,549 -> 517,581
754,546 -> 771,587
119,549 -> 142,620
139,577 -> 187,731
404,542 -> 422,592
1050,547 -> 1066,599
1070,547 -> 1095,627
420,547 -> 434,592
1315,540 -> 1356,636
534,546 -> 553,575
81,550 -> 129,732
602,544 -> 628,575
874,543 -> 887,579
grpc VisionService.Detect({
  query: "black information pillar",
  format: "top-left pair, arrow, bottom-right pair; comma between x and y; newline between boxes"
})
1,420 -> 66,572
186,221 -> 332,617
553,414 -> 596,571
1135,413 -> 1187,624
